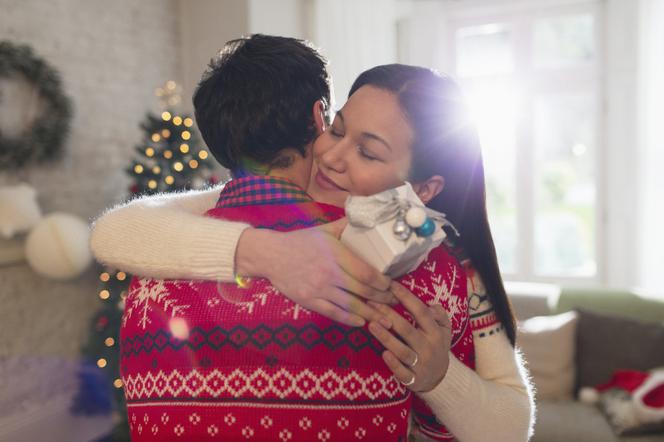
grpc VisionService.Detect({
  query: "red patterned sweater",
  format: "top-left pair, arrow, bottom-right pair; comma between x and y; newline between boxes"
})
120,176 -> 474,441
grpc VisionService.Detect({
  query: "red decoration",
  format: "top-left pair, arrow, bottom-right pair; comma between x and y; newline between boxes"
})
96,316 -> 109,331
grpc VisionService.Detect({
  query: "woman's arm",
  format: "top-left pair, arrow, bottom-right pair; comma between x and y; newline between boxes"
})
368,281 -> 535,442
90,186 -> 394,326
417,328 -> 534,442
90,186 -> 249,280
416,278 -> 534,442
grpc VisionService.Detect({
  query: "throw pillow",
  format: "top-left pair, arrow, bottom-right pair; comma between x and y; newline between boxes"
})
575,309 -> 664,391
517,310 -> 578,400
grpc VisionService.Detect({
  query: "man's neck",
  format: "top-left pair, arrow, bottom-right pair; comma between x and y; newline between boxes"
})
267,169 -> 305,189
234,146 -> 313,190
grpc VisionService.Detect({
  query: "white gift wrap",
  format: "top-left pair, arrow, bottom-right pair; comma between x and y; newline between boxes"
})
341,183 -> 447,278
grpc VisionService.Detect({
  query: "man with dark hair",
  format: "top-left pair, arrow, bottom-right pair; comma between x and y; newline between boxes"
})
193,34 -> 331,182
94,34 -> 391,330
120,35 -> 404,441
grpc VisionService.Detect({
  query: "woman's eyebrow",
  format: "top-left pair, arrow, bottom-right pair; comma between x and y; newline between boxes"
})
337,110 -> 392,152
361,132 -> 392,152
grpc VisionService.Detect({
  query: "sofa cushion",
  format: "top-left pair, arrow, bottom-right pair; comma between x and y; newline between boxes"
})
555,288 -> 664,324
576,310 -> 664,390
532,400 -> 619,442
517,311 -> 578,400
533,400 -> 664,442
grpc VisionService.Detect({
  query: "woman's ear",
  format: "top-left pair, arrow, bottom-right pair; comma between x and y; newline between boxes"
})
312,100 -> 327,135
411,175 -> 445,204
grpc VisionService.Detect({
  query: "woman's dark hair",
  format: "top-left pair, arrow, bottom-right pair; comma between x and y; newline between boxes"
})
193,34 -> 331,175
349,64 -> 517,346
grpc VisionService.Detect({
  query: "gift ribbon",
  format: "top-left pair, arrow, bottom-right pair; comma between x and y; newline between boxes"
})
344,182 -> 459,236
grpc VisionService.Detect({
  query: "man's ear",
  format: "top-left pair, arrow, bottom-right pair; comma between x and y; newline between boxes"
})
411,175 -> 445,204
312,100 -> 327,136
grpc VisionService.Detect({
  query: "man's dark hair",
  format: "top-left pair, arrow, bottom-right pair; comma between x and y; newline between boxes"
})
193,34 -> 331,175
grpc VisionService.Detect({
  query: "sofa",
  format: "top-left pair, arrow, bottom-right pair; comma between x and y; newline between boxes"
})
507,283 -> 664,442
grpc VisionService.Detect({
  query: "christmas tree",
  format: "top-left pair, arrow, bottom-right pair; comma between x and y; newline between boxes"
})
73,81 -> 219,441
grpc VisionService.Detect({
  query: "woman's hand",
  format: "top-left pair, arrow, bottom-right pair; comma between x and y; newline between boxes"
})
235,218 -> 394,327
367,281 -> 452,393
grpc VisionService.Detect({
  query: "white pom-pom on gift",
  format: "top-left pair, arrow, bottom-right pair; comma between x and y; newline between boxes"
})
579,387 -> 600,404
405,207 -> 427,228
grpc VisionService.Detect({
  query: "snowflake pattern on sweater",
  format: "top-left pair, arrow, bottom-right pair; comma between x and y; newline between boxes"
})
120,177 -> 474,441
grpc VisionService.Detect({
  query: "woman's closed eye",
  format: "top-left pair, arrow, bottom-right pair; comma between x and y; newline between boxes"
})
357,146 -> 380,161
329,127 -> 344,138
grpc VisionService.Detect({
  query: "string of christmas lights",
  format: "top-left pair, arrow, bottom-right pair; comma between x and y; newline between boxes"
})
74,80 -> 220,440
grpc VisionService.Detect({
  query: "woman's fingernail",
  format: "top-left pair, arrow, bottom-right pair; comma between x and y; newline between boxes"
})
353,317 -> 366,327
379,317 -> 392,329
374,302 -> 388,312
368,321 -> 381,334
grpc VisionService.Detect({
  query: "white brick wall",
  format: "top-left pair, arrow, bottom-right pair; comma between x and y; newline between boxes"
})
0,0 -> 180,402
0,0 -> 181,218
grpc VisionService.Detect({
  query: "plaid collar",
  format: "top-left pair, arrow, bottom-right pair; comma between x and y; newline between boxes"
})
214,176 -> 313,208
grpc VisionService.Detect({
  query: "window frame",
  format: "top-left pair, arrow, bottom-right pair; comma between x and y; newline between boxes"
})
439,0 -> 605,285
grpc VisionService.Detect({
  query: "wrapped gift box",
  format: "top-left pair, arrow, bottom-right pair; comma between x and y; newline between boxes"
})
341,183 -> 447,278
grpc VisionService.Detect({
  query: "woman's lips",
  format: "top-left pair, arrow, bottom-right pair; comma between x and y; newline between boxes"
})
315,169 -> 346,192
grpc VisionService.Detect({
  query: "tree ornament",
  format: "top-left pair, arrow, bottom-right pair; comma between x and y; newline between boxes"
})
96,316 -> 109,331
392,212 -> 412,241
393,219 -> 412,241
405,206 -> 427,228
415,218 -> 436,237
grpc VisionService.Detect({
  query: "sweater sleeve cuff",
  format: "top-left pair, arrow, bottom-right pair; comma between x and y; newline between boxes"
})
418,354 -> 472,412
187,221 -> 251,281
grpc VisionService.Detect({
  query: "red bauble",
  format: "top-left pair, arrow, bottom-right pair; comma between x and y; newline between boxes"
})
96,316 -> 109,331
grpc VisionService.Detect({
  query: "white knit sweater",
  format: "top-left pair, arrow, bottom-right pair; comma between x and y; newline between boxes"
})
90,186 -> 535,441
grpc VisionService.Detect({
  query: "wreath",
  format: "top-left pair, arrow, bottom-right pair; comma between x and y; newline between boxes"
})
0,40 -> 73,169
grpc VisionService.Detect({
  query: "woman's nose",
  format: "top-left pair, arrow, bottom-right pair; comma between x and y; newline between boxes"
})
319,140 -> 348,173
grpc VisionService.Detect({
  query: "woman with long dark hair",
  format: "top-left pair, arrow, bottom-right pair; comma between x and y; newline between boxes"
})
92,64 -> 534,441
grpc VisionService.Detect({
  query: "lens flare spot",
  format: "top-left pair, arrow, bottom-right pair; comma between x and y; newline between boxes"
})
169,317 -> 189,340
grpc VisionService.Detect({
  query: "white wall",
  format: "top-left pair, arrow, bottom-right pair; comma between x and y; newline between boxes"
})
307,0 -> 399,104
637,0 -> 664,294
0,0 -> 181,357
177,0 -> 308,113
573,0 -> 663,292
396,0 -> 448,69
177,0 -> 249,114
0,0 -> 181,434
248,0 -> 307,38
602,0 -> 641,288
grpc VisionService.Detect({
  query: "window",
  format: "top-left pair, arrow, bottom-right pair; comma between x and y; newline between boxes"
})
445,0 -> 602,282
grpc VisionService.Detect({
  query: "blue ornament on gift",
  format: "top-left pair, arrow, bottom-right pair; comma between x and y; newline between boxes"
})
415,218 -> 436,237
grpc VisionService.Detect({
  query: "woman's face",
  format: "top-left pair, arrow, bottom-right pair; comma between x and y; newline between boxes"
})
307,86 -> 415,207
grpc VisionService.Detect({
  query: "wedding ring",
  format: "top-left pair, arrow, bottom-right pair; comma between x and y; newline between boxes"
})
407,353 -> 419,368
400,374 -> 416,386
